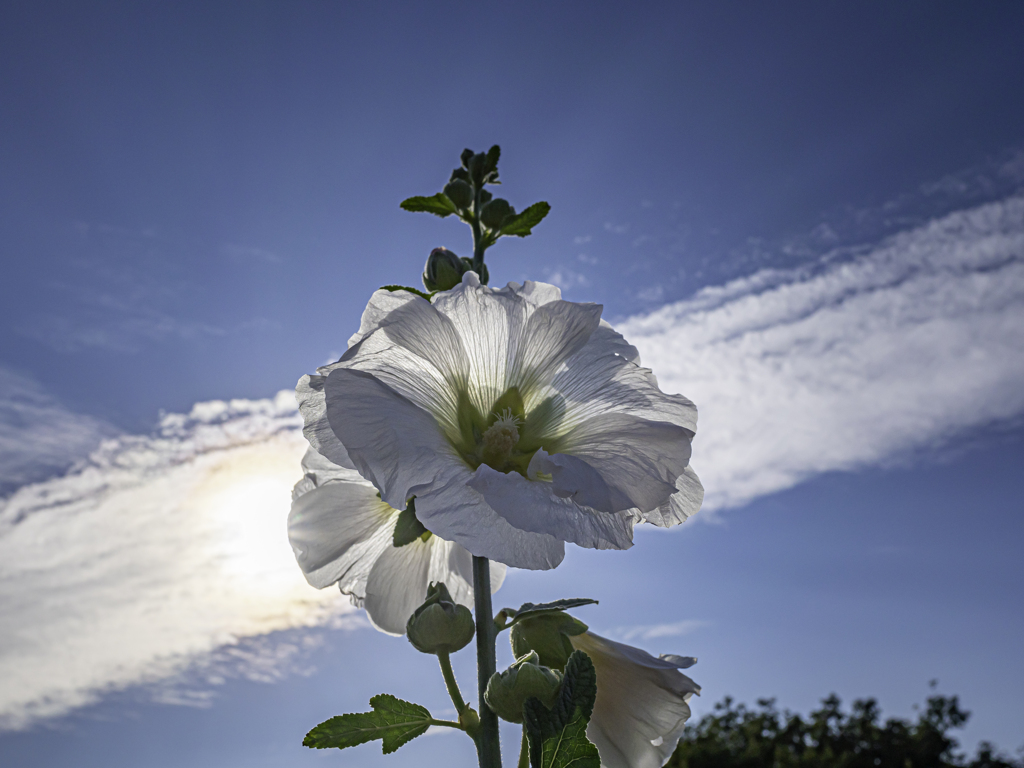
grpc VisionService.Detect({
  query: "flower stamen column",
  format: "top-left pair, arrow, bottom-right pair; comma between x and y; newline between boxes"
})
473,555 -> 501,768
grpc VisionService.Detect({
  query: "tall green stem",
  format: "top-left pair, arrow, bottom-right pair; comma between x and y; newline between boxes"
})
473,555 -> 501,768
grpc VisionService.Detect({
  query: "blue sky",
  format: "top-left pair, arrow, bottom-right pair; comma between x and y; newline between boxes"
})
1,2 -> 1023,766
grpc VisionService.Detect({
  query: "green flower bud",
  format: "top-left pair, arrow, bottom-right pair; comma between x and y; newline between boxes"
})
510,613 -> 589,672
484,651 -> 563,724
460,257 -> 489,285
480,198 -> 513,230
467,152 -> 486,185
406,582 -> 475,654
422,247 -> 465,292
460,148 -> 475,170
444,179 -> 474,210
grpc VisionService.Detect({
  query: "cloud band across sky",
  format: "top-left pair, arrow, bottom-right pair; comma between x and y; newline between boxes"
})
0,193 -> 1022,729
623,193 -> 1024,511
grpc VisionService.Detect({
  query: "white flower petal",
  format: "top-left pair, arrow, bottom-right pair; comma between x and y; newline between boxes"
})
296,374 -> 358,469
346,287 -> 422,348
424,538 -> 507,609
341,299 -> 469,431
468,463 -> 635,551
323,368 -> 459,510
552,413 -> 694,514
641,467 -> 704,528
570,632 -> 700,768
431,276 -> 601,412
362,536 -> 436,635
288,475 -> 392,591
413,462 -> 566,570
550,323 -> 697,433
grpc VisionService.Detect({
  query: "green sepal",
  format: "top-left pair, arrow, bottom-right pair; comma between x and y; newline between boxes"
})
379,285 -> 434,300
500,201 -> 551,237
400,193 -> 460,218
523,650 -> 600,768
393,499 -> 430,547
497,598 -> 599,629
303,694 -> 434,754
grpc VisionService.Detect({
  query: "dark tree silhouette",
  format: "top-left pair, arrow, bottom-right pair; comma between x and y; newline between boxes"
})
668,690 -> 1021,768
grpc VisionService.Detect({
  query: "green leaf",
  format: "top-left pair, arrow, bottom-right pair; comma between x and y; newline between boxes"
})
393,499 -> 430,547
303,694 -> 434,754
400,193 -> 460,218
523,651 -> 600,768
379,285 -> 433,300
500,201 -> 551,237
499,598 -> 598,628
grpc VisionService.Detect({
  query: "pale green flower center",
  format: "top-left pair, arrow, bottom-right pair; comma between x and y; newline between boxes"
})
481,410 -> 521,469
446,386 -> 562,476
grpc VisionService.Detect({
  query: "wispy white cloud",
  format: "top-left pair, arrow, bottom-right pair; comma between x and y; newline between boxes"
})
221,243 -> 282,264
0,392 -> 351,729
622,193 -> 1024,511
605,620 -> 711,643
0,369 -> 118,496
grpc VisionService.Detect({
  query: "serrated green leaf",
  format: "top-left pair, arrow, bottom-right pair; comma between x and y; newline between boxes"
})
303,694 -> 433,754
393,499 -> 430,547
523,651 -> 600,768
500,201 -> 551,237
400,193 -> 459,218
379,285 -> 434,300
501,598 -> 598,628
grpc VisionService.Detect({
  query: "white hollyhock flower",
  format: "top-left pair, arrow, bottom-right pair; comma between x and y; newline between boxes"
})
288,447 -> 505,635
569,632 -> 700,768
297,272 -> 702,570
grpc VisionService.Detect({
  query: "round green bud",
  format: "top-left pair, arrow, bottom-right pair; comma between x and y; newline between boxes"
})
509,613 -> 589,672
467,152 -> 486,185
406,582 -> 475,654
480,198 -> 513,230
484,651 -> 563,724
422,247 -> 465,292
444,179 -> 474,210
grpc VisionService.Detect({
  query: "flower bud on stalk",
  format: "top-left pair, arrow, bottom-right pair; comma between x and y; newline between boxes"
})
422,247 -> 466,292
406,582 -> 475,654
480,198 -> 513,230
484,651 -> 563,724
444,179 -> 474,210
510,612 -> 589,671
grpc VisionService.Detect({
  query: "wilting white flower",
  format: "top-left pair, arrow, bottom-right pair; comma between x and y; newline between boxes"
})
297,273 -> 702,570
569,632 -> 700,768
288,447 -> 505,634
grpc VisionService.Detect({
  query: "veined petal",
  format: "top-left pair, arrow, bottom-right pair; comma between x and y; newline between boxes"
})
413,462 -> 566,570
550,413 -> 693,514
641,466 -> 704,528
431,275 -> 601,413
549,323 -> 698,433
570,632 -> 700,768
346,287 -> 422,348
468,463 -> 635,551
288,474 -> 392,591
295,374 -> 358,469
324,368 -> 460,511
340,298 -> 469,432
425,538 -> 507,610
362,536 -> 435,635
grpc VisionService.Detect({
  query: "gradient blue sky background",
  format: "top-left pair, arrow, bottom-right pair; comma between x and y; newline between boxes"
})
2,2 -> 1023,767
